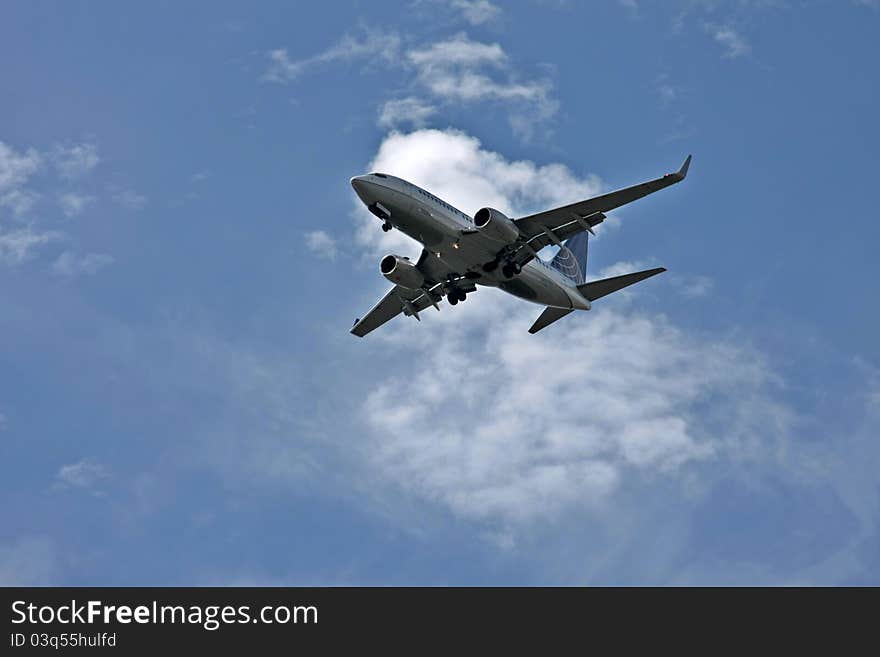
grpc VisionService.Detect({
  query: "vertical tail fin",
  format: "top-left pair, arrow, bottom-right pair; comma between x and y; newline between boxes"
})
549,232 -> 589,284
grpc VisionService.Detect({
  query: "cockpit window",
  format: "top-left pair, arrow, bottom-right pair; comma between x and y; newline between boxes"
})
372,173 -> 388,178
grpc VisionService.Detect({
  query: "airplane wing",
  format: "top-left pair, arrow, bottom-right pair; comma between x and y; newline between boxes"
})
350,249 -> 473,337
350,285 -> 432,337
512,155 -> 691,254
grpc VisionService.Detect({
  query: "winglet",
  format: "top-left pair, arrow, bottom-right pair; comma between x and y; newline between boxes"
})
674,154 -> 692,181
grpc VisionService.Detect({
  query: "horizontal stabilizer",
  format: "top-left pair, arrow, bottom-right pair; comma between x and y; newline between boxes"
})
577,267 -> 666,301
528,306 -> 573,334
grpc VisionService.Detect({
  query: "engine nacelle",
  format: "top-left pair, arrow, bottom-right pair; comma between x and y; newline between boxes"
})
380,254 -> 424,289
474,207 -> 520,244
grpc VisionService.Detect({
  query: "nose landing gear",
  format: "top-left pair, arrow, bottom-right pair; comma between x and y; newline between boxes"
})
381,221 -> 392,232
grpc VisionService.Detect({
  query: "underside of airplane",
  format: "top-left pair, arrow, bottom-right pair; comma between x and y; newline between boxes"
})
349,155 -> 691,336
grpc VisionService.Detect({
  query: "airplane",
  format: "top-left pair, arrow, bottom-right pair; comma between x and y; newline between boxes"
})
349,154 -> 691,336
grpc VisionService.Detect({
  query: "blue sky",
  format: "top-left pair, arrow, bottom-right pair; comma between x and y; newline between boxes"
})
1,0 -> 878,585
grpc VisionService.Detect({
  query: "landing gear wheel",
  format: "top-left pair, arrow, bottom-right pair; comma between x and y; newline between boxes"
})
448,294 -> 458,306
381,222 -> 392,232
455,288 -> 467,302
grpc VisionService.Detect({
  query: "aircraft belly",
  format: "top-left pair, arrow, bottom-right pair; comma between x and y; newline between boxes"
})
497,265 -> 572,307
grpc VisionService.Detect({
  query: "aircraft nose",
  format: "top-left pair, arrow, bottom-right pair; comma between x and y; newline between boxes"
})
350,175 -> 373,204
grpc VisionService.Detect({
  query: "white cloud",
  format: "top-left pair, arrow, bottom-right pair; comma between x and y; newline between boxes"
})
405,33 -> 557,138
712,26 -> 751,58
0,226 -> 62,265
52,251 -> 115,277
304,230 -> 339,260
52,141 -> 100,179
354,129 -> 788,532
55,459 -> 109,490
362,298 -> 779,525
378,97 -> 438,129
263,28 -> 402,83
450,0 -> 502,25
58,192 -> 95,217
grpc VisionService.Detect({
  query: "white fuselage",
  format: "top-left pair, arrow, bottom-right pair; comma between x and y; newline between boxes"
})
351,173 -> 590,310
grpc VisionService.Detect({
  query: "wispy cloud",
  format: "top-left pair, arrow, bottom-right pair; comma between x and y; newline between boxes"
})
0,226 -> 62,266
378,97 -> 438,129
618,0 -> 640,15
0,140 -> 41,192
263,28 -> 402,83
304,230 -> 339,260
712,26 -> 751,58
52,251 -> 115,277
0,188 -> 39,216
450,0 -> 502,25
58,192 -> 95,218
55,459 -> 110,493
0,140 -> 42,217
405,33 -> 557,139
51,141 -> 100,179
113,188 -> 147,210
655,73 -> 678,107
266,30 -> 558,140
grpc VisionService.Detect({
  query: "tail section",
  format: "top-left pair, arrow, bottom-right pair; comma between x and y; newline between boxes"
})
577,267 -> 666,301
528,266 -> 666,334
549,232 -> 589,284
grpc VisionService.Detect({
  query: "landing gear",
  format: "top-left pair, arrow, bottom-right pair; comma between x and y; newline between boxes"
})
446,287 -> 467,305
501,262 -> 521,278
381,221 -> 392,232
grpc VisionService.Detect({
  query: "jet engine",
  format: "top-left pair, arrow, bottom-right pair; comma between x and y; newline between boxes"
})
474,207 -> 520,244
380,254 -> 424,289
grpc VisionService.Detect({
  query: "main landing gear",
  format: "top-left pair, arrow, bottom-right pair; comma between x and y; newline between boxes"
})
482,258 -> 521,278
447,287 -> 467,305
381,221 -> 392,232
